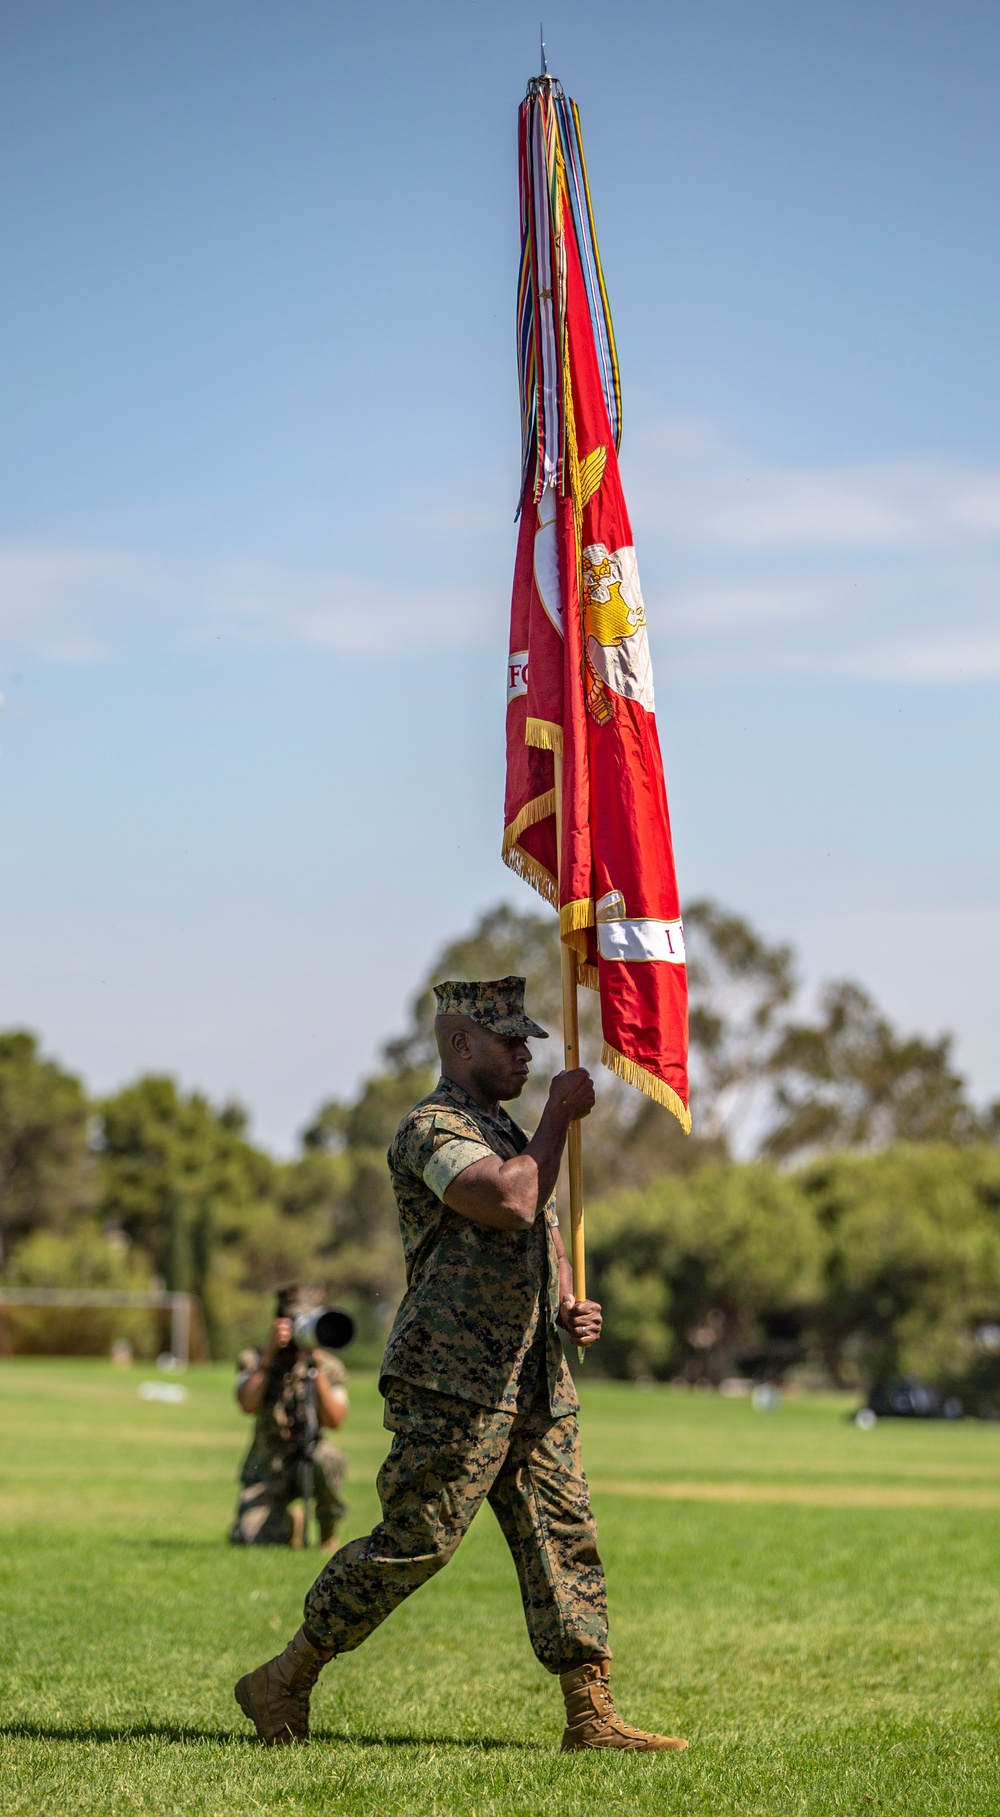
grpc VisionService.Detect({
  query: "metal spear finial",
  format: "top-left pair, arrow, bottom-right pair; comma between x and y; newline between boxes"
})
540,22 -> 549,76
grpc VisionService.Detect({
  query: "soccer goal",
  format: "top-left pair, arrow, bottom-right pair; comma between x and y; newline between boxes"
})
0,1288 -> 206,1364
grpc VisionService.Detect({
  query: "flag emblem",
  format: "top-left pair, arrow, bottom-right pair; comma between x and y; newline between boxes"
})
582,542 -> 654,716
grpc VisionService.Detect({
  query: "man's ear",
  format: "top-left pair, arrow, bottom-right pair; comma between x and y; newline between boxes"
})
450,1027 -> 472,1059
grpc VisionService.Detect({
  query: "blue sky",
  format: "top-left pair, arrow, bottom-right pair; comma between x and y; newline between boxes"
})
2,0 -> 998,1149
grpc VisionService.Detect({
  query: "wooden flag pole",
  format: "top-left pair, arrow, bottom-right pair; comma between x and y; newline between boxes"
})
553,749 -> 586,1359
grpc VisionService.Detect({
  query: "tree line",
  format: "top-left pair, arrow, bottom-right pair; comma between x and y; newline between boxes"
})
587,1146 -> 1000,1411
1,900 -> 998,1393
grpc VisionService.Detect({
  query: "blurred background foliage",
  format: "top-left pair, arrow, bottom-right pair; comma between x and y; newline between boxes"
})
2,900 -> 1000,1403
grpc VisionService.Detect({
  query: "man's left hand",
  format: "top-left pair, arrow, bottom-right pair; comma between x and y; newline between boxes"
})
558,1295 -> 602,1347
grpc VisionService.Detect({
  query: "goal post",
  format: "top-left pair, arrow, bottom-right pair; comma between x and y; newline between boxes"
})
0,1288 -> 207,1364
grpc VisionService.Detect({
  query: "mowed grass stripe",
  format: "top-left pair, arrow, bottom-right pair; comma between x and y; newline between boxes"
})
592,1477 -> 1000,1508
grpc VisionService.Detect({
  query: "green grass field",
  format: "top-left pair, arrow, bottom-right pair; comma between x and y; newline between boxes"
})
2,1360 -> 1000,1814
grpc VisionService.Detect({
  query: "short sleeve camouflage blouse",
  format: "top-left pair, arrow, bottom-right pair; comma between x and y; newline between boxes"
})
380,1077 -> 577,1417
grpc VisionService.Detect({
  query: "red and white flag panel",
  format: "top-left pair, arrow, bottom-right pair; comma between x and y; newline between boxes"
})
503,78 -> 690,1130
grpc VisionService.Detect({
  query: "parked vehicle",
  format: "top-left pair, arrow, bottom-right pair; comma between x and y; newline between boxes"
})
867,1377 -> 963,1420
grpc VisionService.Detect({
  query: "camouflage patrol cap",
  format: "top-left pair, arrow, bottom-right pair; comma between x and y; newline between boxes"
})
433,976 -> 548,1040
275,1284 -> 324,1318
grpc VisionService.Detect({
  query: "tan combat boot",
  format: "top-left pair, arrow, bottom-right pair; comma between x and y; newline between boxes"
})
234,1625 -> 328,1745
560,1659 -> 689,1753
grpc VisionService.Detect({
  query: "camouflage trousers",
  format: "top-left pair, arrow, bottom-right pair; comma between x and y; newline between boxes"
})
302,1376 -> 608,1674
230,1440 -> 347,1547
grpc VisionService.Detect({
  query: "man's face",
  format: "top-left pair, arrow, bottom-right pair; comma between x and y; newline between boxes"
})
466,1026 -> 533,1101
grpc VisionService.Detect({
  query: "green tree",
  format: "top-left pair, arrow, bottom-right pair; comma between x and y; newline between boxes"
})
800,1144 -> 1000,1388
301,1066 -> 430,1318
764,982 -> 979,1160
587,1164 -> 822,1381
683,899 -> 796,1151
0,1031 -> 95,1264
97,1077 -> 278,1352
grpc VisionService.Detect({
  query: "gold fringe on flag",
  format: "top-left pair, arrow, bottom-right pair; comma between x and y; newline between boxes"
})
578,961 -> 600,991
502,842 -> 557,904
601,1042 -> 692,1133
501,790 -> 557,905
560,897 -> 594,936
559,899 -> 592,966
502,787 -> 556,846
525,717 -> 563,754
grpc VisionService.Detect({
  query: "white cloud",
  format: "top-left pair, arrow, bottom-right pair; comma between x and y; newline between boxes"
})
628,419 -> 1000,553
651,565 -> 1000,685
202,558 -> 505,654
0,544 -> 148,605
0,543 -> 155,660
0,544 -> 506,663
3,422 -> 1000,684
666,577 -> 833,634
624,419 -> 1000,685
838,632 -> 1000,683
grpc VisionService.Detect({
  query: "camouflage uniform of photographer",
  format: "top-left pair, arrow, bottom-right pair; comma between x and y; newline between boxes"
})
235,979 -> 688,1755
230,1286 -> 348,1552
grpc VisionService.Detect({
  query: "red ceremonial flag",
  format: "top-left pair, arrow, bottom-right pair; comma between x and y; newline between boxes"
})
503,74 -> 690,1131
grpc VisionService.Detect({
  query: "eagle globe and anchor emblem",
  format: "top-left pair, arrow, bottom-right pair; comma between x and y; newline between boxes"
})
515,450 -> 656,724
580,539 -> 655,724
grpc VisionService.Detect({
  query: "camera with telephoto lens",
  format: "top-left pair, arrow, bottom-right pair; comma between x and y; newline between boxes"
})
291,1306 -> 355,1351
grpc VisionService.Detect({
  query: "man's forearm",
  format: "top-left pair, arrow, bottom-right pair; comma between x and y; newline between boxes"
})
482,1101 -> 570,1223
442,1068 -> 594,1231
237,1373 -> 264,1413
444,1110 -> 569,1229
522,1102 -> 572,1208
237,1362 -> 273,1413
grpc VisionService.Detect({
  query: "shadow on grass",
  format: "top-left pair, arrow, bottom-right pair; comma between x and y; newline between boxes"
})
0,1724 -> 246,1746
0,1722 -> 544,1752
315,1732 -> 546,1751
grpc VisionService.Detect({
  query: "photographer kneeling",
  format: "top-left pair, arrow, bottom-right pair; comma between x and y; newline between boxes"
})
230,1286 -> 349,1553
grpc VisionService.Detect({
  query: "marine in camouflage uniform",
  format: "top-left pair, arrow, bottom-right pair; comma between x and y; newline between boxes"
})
235,980 -> 688,1755
230,1287 -> 348,1549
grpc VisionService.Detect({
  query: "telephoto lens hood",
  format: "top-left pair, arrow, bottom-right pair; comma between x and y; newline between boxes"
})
292,1307 -> 356,1351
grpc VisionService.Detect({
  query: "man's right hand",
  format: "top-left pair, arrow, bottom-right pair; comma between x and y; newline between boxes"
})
262,1317 -> 293,1363
546,1068 -> 596,1123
